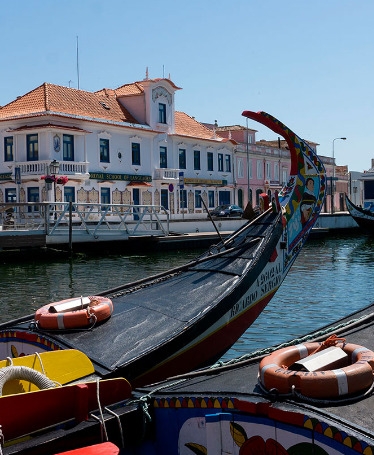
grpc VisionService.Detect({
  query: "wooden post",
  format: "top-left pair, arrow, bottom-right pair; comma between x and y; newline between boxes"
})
69,201 -> 73,255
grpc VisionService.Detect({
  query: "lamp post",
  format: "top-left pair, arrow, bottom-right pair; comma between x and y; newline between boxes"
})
331,137 -> 346,214
49,160 -> 60,219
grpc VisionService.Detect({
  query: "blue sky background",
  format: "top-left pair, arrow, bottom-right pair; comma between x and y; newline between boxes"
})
1,0 -> 372,172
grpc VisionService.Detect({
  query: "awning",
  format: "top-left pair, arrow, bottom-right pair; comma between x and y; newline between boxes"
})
126,181 -> 152,187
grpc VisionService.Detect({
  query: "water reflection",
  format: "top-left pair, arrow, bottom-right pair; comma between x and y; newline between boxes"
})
0,250 -> 203,322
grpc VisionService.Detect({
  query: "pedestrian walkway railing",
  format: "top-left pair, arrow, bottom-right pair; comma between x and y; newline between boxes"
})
0,202 -> 170,239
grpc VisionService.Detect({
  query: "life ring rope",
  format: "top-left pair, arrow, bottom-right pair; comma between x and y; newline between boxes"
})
257,372 -> 374,406
279,334 -> 347,370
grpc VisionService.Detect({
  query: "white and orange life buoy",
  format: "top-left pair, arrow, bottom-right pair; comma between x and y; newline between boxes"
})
259,336 -> 374,399
35,296 -> 113,330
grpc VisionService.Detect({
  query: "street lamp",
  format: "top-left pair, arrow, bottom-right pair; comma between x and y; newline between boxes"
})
49,160 -> 60,219
331,137 -> 346,214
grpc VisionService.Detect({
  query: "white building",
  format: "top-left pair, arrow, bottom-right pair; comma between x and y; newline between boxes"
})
0,77 -> 236,219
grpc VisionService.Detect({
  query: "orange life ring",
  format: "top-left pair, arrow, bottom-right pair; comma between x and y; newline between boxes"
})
259,341 -> 374,399
35,296 -> 113,330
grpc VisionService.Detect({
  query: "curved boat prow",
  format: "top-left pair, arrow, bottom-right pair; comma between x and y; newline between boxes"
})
242,111 -> 326,270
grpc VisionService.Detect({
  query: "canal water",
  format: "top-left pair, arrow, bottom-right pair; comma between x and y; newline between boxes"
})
0,233 -> 373,362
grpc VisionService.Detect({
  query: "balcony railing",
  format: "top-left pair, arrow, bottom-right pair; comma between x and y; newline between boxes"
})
12,161 -> 89,178
154,168 -> 180,180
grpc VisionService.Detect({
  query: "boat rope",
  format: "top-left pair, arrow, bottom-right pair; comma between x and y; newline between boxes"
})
0,425 -> 3,455
127,395 -> 153,423
6,352 -> 47,376
125,388 -> 171,421
129,379 -> 190,409
0,365 -> 56,396
106,393 -> 154,442
209,311 -> 374,370
95,378 -> 108,441
104,407 -> 125,448
256,375 -> 374,406
291,380 -> 374,405
34,352 -> 46,375
90,413 -> 106,442
31,316 -> 99,333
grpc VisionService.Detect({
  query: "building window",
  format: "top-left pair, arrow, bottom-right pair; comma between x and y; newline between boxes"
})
257,160 -> 263,179
27,187 -> 39,212
208,190 -> 215,207
237,158 -> 244,178
282,168 -> 288,185
101,187 -> 110,210
194,150 -> 201,171
274,162 -> 279,181
180,189 -> 187,209
266,161 -> 271,180
27,134 -> 38,161
248,159 -> 252,179
132,143 -> 141,166
158,103 -> 166,124
5,188 -> 16,203
179,149 -> 186,169
225,154 -> 231,172
100,138 -> 110,163
4,137 -> 13,162
207,152 -> 213,172
63,134 -> 74,161
160,146 -> 167,168
218,153 -> 224,172
195,190 -> 202,209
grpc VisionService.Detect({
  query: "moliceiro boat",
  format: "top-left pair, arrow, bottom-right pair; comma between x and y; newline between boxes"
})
346,194 -> 374,235
0,111 -> 326,390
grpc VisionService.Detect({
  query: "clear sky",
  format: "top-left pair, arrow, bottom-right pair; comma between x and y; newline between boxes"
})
1,0 -> 372,172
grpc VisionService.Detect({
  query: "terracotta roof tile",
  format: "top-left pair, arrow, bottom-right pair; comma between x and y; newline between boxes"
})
0,81 -> 227,144
112,78 -> 181,97
175,112 -> 216,140
139,78 -> 181,90
0,83 -> 139,124
111,82 -> 144,96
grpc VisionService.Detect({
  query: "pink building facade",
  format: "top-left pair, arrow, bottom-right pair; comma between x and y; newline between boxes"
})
216,126 -> 292,210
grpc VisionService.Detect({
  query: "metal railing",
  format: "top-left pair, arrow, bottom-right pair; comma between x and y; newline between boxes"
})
0,202 -> 169,239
